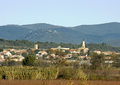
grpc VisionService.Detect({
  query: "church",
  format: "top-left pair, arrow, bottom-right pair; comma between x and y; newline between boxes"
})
77,41 -> 89,55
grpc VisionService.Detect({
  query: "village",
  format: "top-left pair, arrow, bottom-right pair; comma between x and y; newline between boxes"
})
0,41 -> 119,65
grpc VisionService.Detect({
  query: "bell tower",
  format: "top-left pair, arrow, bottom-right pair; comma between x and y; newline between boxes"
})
34,44 -> 38,50
81,41 -> 85,48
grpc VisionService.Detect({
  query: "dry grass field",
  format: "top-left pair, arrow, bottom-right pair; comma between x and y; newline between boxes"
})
0,80 -> 120,85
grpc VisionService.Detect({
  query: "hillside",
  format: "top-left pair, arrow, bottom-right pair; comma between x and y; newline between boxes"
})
73,22 -> 120,43
0,22 -> 120,46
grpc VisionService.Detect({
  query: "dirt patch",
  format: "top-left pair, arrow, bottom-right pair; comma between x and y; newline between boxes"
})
0,80 -> 120,85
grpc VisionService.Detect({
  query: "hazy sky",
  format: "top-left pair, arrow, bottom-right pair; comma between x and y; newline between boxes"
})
0,0 -> 120,26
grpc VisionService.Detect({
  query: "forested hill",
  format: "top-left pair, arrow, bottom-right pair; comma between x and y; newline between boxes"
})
0,39 -> 120,52
0,22 -> 120,46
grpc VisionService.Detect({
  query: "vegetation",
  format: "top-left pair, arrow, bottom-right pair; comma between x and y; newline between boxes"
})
0,52 -> 120,81
0,49 -> 120,81
0,39 -> 120,81
0,66 -> 87,80
23,54 -> 36,66
90,53 -> 105,69
112,54 -> 120,67
58,67 -> 87,80
0,48 -> 3,52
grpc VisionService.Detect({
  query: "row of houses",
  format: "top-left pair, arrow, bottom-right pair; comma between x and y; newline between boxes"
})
0,49 -> 26,62
35,41 -> 90,60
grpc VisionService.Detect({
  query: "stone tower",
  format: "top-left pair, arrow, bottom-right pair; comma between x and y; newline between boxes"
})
34,44 -> 38,50
77,40 -> 89,55
81,41 -> 85,48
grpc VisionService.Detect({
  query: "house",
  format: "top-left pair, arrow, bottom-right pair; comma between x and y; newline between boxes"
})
51,46 -> 70,52
70,49 -> 79,54
36,51 -> 48,58
10,55 -> 24,61
4,52 -> 12,56
0,55 -> 5,62
93,50 -> 102,54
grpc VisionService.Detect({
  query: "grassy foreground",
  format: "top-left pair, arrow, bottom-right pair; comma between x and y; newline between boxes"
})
0,66 -> 87,80
0,80 -> 120,85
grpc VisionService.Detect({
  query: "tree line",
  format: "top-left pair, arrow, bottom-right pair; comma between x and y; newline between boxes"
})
0,39 -> 120,52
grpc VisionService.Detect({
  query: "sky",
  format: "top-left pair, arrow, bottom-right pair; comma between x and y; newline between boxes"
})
0,0 -> 120,26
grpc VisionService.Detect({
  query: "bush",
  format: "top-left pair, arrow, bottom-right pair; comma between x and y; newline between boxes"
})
23,54 -> 36,66
58,67 -> 87,80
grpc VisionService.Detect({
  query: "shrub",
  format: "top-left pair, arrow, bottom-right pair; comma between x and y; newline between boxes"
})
23,54 -> 36,66
58,67 -> 87,80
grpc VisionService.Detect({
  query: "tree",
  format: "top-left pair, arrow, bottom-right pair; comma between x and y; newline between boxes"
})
0,48 -> 3,52
90,52 -> 105,69
22,52 -> 28,57
46,49 -> 56,54
10,51 -> 16,55
53,58 -> 67,67
65,50 -> 70,54
33,59 -> 50,67
34,49 -> 40,54
23,54 -> 36,66
112,54 -> 120,67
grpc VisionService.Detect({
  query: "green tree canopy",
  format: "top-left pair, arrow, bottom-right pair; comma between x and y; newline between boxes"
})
90,52 -> 105,69
23,54 -> 36,66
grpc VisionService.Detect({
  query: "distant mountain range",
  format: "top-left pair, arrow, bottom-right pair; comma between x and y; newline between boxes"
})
0,22 -> 120,46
